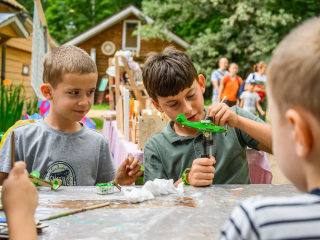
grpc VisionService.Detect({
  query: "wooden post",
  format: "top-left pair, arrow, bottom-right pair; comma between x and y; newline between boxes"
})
34,0 -> 51,45
108,57 -> 114,110
120,56 -> 145,109
115,56 -> 120,108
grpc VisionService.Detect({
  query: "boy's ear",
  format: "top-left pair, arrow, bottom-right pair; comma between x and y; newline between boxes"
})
151,99 -> 164,113
198,74 -> 206,94
40,83 -> 53,100
286,109 -> 312,159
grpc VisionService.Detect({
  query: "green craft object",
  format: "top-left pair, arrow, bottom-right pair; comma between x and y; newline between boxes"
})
175,114 -> 227,133
30,171 -> 40,186
135,164 -> 144,185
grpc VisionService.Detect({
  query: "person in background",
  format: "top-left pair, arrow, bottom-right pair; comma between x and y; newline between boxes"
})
219,63 -> 243,107
211,58 -> 229,104
245,62 -> 268,120
239,79 -> 265,116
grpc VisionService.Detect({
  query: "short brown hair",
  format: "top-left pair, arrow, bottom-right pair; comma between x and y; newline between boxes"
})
43,45 -> 97,88
267,17 -> 320,121
143,46 -> 198,102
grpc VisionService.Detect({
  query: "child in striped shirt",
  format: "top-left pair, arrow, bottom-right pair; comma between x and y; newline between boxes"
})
219,17 -> 320,240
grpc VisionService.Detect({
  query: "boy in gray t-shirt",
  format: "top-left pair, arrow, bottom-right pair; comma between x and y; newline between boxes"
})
0,46 -> 143,186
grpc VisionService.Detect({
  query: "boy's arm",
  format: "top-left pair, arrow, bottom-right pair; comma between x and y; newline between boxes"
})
207,103 -> 272,154
174,157 -> 215,186
114,156 -> 143,185
256,101 -> 265,116
2,162 -> 38,240
240,99 -> 244,108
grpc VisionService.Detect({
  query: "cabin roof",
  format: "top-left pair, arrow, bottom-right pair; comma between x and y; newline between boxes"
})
0,12 -> 29,38
63,4 -> 189,49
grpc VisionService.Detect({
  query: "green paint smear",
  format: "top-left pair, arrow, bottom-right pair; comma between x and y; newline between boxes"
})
52,180 -> 59,190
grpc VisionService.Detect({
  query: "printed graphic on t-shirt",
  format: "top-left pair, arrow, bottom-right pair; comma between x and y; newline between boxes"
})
43,161 -> 77,186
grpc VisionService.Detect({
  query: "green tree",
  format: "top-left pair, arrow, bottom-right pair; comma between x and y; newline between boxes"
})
140,0 -> 297,85
17,0 -> 142,44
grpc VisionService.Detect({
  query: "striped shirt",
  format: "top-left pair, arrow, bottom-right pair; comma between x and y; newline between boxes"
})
219,189 -> 320,240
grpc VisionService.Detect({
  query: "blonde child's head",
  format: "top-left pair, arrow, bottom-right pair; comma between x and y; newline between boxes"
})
43,45 -> 97,89
267,17 -> 320,192
229,63 -> 238,76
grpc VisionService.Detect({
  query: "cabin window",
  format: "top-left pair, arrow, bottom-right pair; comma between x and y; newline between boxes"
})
22,64 -> 29,76
122,20 -> 140,51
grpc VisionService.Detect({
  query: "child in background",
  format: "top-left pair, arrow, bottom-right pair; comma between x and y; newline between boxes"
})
2,162 -> 38,240
219,63 -> 243,107
239,79 -> 265,116
219,18 -> 320,239
245,62 -> 268,120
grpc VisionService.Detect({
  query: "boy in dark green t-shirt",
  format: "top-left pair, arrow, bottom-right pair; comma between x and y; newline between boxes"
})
142,47 -> 272,186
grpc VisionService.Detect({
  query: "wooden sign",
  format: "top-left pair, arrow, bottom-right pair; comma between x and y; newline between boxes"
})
138,117 -> 166,151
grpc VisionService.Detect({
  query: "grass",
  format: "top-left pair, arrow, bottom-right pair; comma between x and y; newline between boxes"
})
204,99 -> 212,107
91,104 -> 110,110
91,118 -> 104,129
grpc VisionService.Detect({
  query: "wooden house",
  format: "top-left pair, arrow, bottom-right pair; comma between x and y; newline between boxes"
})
0,0 -> 59,98
64,5 -> 189,103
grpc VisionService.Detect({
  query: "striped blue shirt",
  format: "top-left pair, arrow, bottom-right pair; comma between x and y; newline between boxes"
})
219,189 -> 320,240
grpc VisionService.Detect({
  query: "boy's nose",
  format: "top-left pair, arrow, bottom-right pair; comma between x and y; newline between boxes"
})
182,101 -> 193,113
78,96 -> 89,106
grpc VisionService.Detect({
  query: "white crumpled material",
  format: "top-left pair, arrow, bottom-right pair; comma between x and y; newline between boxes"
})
123,179 -> 184,203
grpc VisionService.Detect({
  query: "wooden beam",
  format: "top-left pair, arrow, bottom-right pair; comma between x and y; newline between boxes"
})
34,0 -> 51,45
120,56 -> 145,109
115,56 -> 120,108
108,57 -> 114,110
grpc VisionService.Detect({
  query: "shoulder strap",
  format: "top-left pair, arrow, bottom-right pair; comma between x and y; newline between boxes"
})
252,73 -> 255,80
224,75 -> 230,85
236,76 -> 240,86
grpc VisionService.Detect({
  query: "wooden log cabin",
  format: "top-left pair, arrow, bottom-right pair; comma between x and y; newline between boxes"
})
64,4 -> 189,104
0,0 -> 59,99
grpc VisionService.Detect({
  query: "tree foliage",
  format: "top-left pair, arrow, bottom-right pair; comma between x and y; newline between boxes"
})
17,0 -> 142,44
140,0 -> 320,86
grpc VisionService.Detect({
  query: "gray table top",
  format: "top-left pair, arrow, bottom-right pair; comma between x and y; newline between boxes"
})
2,184 -> 299,239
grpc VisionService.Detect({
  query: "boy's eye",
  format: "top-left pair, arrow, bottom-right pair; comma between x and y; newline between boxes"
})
187,94 -> 195,99
69,91 -> 79,95
87,91 -> 95,95
170,102 -> 178,107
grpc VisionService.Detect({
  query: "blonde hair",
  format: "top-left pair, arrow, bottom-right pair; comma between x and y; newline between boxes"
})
43,45 -> 97,88
267,17 -> 320,121
253,62 -> 267,72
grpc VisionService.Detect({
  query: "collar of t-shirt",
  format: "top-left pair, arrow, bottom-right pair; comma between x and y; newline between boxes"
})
309,188 -> 320,196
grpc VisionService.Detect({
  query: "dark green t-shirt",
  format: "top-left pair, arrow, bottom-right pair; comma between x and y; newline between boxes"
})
143,106 -> 266,184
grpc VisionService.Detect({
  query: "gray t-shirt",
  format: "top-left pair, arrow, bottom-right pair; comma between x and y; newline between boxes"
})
211,69 -> 229,96
240,91 -> 261,114
0,119 -> 116,186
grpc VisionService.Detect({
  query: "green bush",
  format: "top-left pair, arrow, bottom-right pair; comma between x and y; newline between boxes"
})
0,84 -> 39,133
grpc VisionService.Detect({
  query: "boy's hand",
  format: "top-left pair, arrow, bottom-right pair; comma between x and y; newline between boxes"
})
2,161 -> 38,220
186,156 -> 215,187
207,103 -> 240,127
114,156 -> 143,185
260,111 -> 266,116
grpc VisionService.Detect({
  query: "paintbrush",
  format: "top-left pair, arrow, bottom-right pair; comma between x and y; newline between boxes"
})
40,202 -> 110,221
11,131 -> 15,168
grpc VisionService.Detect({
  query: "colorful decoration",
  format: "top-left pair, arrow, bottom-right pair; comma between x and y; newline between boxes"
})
22,113 -> 42,120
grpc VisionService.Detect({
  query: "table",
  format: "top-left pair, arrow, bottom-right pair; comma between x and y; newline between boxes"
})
0,185 -> 299,239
